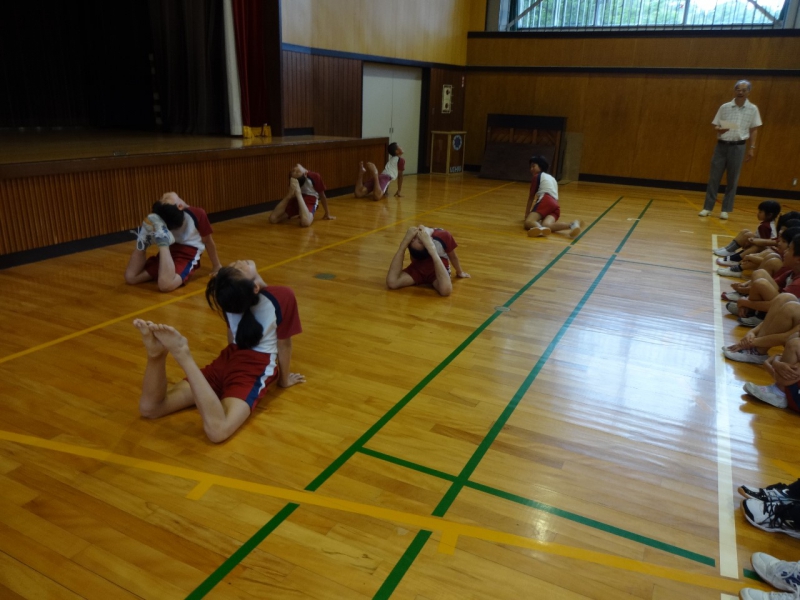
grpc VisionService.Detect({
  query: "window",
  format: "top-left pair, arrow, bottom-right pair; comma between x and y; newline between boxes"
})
509,0 -> 788,29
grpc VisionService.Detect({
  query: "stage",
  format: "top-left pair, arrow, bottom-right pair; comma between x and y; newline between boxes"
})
0,130 -> 387,265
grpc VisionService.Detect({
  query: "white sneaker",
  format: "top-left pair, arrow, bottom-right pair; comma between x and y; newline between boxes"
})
740,315 -> 764,328
698,209 -> 711,217
743,382 -> 788,408
569,220 -> 582,238
722,291 -> 743,301
718,267 -> 744,277
751,551 -> 800,592
723,346 -> 769,364
727,301 -> 740,315
527,225 -> 551,237
714,247 -> 737,257
740,589 -> 800,600
133,225 -> 154,251
720,211 -> 729,220
717,256 -> 740,265
144,213 -> 175,247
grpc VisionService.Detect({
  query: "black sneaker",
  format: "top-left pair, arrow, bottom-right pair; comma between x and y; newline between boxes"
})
739,482 -> 797,503
743,499 -> 800,539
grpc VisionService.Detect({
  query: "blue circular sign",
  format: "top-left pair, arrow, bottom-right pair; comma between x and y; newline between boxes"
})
452,135 -> 463,151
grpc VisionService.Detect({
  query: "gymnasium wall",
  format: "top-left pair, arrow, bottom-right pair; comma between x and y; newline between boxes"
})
281,0 -> 486,66
464,34 -> 800,193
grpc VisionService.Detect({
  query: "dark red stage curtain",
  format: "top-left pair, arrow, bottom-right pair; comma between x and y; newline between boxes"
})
148,0 -> 230,135
231,0 -> 270,128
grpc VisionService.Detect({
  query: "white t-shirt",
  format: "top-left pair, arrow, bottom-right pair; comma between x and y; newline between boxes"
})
533,172 -> 559,202
382,156 -> 406,181
712,99 -> 762,142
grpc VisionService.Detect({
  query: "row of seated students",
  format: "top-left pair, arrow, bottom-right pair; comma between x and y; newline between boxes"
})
712,203 -> 800,599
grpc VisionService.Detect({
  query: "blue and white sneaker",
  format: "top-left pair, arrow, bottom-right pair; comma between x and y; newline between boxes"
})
743,383 -> 788,408
740,589 -> 800,600
133,224 -> 153,251
144,213 -> 174,247
750,552 -> 800,592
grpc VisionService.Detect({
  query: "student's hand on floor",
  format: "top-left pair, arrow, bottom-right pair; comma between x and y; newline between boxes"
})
457,272 -> 471,278
394,192 -> 403,197
323,214 -> 336,220
279,373 -> 306,388
210,265 -> 221,276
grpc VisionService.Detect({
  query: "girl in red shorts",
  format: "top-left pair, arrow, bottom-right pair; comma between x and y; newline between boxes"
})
132,259 -> 304,442
524,155 -> 583,239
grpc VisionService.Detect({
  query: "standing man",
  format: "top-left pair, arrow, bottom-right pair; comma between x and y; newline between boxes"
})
698,80 -> 762,220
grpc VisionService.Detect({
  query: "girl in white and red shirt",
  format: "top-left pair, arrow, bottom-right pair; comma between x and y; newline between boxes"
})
133,259 -> 304,442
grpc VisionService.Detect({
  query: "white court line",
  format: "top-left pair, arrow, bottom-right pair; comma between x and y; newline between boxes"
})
712,233 -> 739,580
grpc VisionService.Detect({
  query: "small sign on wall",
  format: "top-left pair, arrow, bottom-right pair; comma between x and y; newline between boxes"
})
441,85 -> 452,114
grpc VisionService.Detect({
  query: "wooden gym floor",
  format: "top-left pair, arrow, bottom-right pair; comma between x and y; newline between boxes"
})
0,173 -> 796,599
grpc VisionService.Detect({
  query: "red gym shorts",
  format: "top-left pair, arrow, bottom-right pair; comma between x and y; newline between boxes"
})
200,344 -> 280,411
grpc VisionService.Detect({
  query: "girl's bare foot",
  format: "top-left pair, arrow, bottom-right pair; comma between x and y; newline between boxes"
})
149,324 -> 190,359
133,319 -> 166,358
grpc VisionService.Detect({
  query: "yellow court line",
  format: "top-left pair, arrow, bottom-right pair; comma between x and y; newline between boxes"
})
0,183 -> 512,366
0,429 -> 748,595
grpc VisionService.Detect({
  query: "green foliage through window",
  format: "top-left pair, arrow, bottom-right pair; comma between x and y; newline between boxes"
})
511,0 -> 787,29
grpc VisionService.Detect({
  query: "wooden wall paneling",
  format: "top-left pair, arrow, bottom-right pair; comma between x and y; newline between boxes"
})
0,141 -> 387,255
754,38 -> 800,70
282,0 -> 471,65
308,55 -> 361,138
687,37 -> 751,69
631,76 -> 710,182
750,78 -> 800,190
282,51 -> 314,130
469,0 -> 488,31
531,74 -> 588,133
467,36 -> 800,69
633,38 -> 694,68
580,39 -> 636,67
578,75 -> 646,177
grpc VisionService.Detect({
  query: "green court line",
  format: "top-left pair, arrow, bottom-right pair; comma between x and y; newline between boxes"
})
569,198 -> 623,245
743,568 -> 760,581
358,447 -> 457,482
185,503 -> 299,600
374,201 -> 654,599
185,196 -> 624,599
356,448 -> 714,567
